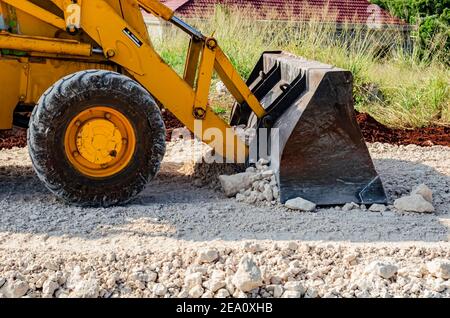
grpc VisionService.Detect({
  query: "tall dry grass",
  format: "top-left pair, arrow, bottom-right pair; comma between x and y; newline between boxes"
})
152,5 -> 449,128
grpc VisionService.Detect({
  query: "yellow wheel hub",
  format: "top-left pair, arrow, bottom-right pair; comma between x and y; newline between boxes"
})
64,106 -> 136,178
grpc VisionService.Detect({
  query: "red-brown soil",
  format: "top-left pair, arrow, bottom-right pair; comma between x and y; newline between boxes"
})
356,112 -> 450,147
0,111 -> 448,150
0,127 -> 27,150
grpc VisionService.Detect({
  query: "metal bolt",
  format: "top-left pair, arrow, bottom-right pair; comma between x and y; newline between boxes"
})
122,138 -> 128,145
73,151 -> 79,157
75,120 -> 82,127
206,38 -> 217,50
106,49 -> 115,58
101,164 -> 108,169
19,95 -> 26,101
105,113 -> 111,119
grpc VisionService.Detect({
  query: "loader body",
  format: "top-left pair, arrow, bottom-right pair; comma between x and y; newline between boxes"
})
0,0 -> 386,206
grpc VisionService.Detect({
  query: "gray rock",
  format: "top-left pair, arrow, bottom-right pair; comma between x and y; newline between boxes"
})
365,261 -> 398,279
284,281 -> 305,295
215,288 -> 230,298
1,280 -> 29,298
369,204 -> 387,212
394,194 -> 434,213
198,248 -> 219,263
342,202 -> 359,211
153,283 -> 167,296
219,172 -> 255,197
411,184 -> 433,203
232,254 -> 262,292
285,197 -> 316,211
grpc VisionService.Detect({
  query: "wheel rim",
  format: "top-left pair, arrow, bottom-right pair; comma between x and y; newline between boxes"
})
64,106 -> 136,178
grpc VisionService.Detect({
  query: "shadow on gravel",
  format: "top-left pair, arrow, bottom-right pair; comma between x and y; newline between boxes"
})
0,159 -> 448,243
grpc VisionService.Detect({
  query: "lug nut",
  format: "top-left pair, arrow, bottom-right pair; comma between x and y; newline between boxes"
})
101,164 -> 108,169
73,151 -> 79,157
122,138 -> 128,145
75,120 -> 82,127
105,113 -> 111,119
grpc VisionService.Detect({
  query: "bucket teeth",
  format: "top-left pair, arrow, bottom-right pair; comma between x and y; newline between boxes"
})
231,51 -> 387,205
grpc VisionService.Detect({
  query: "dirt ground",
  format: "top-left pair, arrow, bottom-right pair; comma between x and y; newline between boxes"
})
0,141 -> 449,298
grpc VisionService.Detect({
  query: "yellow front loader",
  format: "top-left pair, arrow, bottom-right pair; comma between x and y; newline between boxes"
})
0,0 -> 386,207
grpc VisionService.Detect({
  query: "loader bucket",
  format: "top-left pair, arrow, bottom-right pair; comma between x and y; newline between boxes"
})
231,52 -> 387,205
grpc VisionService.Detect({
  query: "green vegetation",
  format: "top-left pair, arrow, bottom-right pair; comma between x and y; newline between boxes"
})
370,0 -> 449,63
153,6 -> 449,128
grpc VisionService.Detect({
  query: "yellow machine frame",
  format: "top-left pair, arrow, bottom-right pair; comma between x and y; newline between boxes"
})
0,0 -> 268,161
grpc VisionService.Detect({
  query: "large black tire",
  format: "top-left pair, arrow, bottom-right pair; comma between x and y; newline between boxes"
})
28,70 -> 166,207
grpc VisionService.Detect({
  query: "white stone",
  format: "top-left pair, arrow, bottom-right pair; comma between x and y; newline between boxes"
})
427,259 -> 450,279
261,170 -> 274,178
285,197 -> 316,211
215,81 -> 228,95
369,204 -> 387,212
42,279 -> 59,296
272,187 -> 279,200
243,242 -> 263,253
282,290 -> 301,298
205,279 -> 225,292
342,202 -> 359,211
219,172 -> 255,197
43,260 -> 59,271
284,281 -> 305,295
365,261 -> 398,279
201,290 -> 214,298
153,283 -> 167,296
189,285 -> 204,298
411,184 -> 433,203
262,185 -> 273,202
71,279 -> 99,298
184,272 -> 202,289
198,248 -> 219,263
215,288 -> 230,298
394,194 -> 434,213
232,254 -> 263,292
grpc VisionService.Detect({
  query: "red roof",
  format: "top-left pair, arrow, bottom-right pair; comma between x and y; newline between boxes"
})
160,0 -> 406,25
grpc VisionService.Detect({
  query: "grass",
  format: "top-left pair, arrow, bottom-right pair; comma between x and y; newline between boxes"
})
152,5 -> 449,128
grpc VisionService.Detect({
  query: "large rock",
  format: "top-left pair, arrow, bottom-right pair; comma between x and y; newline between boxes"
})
394,194 -> 434,213
232,254 -> 262,292
0,280 -> 29,298
42,278 -> 59,296
219,172 -> 255,197
369,204 -> 387,212
71,279 -> 99,298
427,259 -> 450,279
197,248 -> 219,263
365,261 -> 398,279
285,197 -> 316,211
184,272 -> 202,289
411,184 -> 433,203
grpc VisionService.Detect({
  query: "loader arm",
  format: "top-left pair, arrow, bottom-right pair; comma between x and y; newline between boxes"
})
2,0 -> 268,162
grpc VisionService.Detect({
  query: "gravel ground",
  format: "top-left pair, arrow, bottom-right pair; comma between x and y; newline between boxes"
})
0,142 -> 449,298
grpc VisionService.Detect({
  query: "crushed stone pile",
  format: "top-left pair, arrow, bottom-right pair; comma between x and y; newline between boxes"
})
219,158 -> 279,205
1,243 -> 450,298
